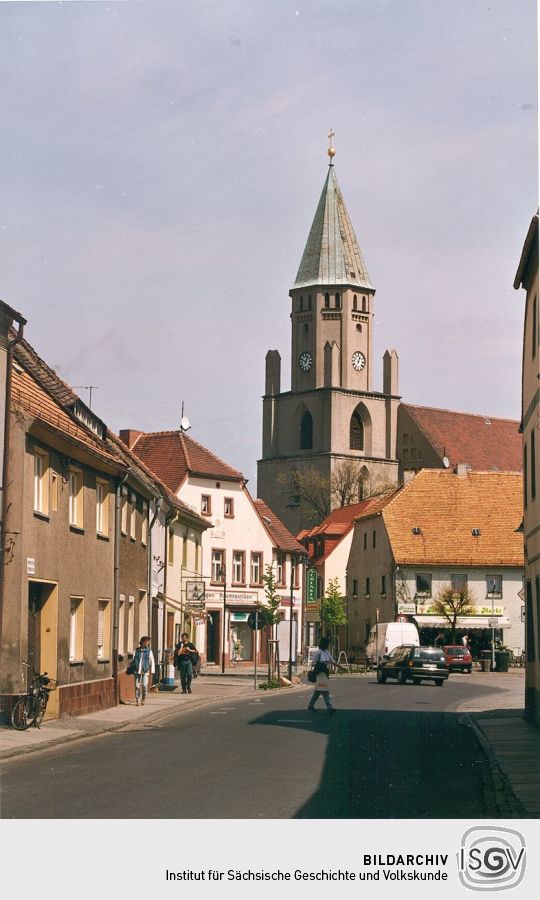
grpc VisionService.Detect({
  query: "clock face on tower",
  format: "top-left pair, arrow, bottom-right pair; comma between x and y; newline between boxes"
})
351,351 -> 366,372
299,351 -> 313,372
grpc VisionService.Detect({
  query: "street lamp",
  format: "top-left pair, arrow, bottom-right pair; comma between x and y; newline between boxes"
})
489,579 -> 497,672
288,554 -> 308,681
220,564 -> 227,675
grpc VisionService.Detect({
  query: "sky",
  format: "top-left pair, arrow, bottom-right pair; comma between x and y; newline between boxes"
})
0,0 -> 537,485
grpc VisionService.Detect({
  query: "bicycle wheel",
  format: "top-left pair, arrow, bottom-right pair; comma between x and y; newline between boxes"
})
11,696 -> 35,730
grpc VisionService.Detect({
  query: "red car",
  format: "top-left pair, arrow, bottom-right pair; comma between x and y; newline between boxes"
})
443,645 -> 473,673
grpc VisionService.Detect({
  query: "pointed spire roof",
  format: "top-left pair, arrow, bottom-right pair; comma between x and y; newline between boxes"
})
293,166 -> 373,290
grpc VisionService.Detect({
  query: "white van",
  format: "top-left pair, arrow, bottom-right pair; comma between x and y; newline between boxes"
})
366,622 -> 420,665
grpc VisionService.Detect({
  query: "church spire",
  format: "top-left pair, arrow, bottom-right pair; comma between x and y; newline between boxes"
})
293,146 -> 373,291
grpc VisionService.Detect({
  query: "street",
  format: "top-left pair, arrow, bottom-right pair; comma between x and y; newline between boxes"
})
1,673 -> 523,818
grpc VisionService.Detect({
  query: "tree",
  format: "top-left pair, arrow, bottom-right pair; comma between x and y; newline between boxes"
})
320,577 -> 348,651
278,461 -> 397,527
432,585 -> 476,643
257,565 -> 283,680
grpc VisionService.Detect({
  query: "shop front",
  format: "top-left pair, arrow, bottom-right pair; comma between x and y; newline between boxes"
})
412,614 -> 512,658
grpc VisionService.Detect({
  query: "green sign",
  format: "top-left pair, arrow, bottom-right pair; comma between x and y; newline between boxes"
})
306,568 -> 318,604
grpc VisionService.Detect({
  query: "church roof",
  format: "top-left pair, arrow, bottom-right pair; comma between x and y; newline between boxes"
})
293,166 -> 373,291
401,404 -> 522,473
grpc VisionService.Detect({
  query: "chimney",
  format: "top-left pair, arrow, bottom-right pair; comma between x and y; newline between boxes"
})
455,463 -> 469,476
402,469 -> 416,486
119,429 -> 144,449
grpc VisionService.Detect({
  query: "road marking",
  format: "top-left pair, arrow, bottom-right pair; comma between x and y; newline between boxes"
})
208,711 -> 228,715
219,707 -> 237,710
277,719 -> 311,724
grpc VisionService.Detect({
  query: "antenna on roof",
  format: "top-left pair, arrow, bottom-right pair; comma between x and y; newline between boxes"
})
73,385 -> 98,409
180,401 -> 191,433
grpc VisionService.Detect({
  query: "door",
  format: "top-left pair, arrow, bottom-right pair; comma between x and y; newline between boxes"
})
206,612 -> 220,664
27,581 -> 59,717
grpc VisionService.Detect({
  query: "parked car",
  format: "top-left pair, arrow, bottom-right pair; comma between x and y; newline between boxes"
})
376,644 -> 449,686
443,645 -> 473,673
366,621 -> 420,665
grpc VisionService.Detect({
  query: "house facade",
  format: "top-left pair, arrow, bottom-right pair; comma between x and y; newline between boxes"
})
121,429 -> 306,667
346,469 -> 524,656
514,211 -> 540,725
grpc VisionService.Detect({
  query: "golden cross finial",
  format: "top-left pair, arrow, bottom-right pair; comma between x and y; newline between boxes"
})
327,128 -> 336,161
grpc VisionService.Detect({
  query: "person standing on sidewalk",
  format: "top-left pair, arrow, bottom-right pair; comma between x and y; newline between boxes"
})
175,632 -> 198,694
133,636 -> 155,706
307,637 -> 346,714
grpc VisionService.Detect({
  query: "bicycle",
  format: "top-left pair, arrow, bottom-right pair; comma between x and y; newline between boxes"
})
11,662 -> 58,730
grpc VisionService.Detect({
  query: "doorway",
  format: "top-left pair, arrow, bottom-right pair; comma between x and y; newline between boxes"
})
206,611 -> 220,664
27,580 -> 59,717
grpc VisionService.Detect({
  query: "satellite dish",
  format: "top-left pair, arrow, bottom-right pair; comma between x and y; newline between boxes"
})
180,416 -> 191,432
442,456 -> 450,468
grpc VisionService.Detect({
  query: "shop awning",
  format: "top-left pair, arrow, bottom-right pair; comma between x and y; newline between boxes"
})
413,616 -> 511,630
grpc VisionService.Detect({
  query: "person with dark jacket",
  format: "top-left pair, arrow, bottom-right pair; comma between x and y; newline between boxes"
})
174,632 -> 198,694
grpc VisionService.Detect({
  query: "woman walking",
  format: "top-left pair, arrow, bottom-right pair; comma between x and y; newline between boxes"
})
133,636 -> 155,706
307,636 -> 345,713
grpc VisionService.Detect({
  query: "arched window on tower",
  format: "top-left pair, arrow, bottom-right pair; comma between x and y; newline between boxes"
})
308,294 -> 312,310
353,294 -> 358,310
300,410 -> 313,450
324,293 -> 330,308
350,409 -> 364,451
335,293 -> 341,309
299,295 -> 304,311
362,296 -> 367,312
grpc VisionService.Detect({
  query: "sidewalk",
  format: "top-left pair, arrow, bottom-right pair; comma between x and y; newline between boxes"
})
0,673 -> 268,761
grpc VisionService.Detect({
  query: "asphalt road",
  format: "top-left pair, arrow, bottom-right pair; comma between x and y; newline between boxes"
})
1,674 -> 516,818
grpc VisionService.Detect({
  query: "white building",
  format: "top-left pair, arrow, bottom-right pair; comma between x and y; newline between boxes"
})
120,429 -> 306,667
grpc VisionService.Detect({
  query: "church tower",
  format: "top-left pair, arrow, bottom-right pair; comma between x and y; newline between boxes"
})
258,138 -> 400,533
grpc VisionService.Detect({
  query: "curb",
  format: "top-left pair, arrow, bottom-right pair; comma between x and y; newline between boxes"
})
0,681 -> 310,762
464,714 -> 528,818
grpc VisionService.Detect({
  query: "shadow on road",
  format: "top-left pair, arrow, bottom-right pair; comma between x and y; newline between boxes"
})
251,693 -> 512,819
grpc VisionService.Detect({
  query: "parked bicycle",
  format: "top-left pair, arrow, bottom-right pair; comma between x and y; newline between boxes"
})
11,662 -> 58,730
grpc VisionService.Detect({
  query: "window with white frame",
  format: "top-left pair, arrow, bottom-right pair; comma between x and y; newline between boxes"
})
33,448 -> 49,514
212,549 -> 225,583
127,596 -> 135,654
130,492 -> 137,540
138,590 -> 147,638
121,485 -> 128,534
118,596 -> 125,656
451,574 -> 468,594
141,501 -> 148,545
276,554 -> 286,586
69,597 -> 84,661
250,552 -> 262,585
415,573 -> 432,597
69,467 -> 84,528
201,495 -> 211,516
97,600 -> 111,660
232,551 -> 245,585
486,575 -> 503,598
96,478 -> 109,535
224,497 -> 234,518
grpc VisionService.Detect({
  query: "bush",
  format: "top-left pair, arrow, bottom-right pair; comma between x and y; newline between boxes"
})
258,679 -> 281,691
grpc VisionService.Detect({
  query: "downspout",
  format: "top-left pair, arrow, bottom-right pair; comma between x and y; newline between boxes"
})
0,315 -> 26,655
113,469 -> 130,705
163,510 -> 179,658
147,495 -> 162,651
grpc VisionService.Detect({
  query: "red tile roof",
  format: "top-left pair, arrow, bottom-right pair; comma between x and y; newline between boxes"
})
252,498 -> 305,554
402,404 -> 522,472
354,469 -> 524,567
130,431 -> 244,490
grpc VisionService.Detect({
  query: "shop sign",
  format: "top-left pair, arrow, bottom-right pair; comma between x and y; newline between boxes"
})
306,568 -> 318,604
205,590 -> 259,605
186,581 -> 205,603
416,603 -> 503,616
398,603 -> 416,614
